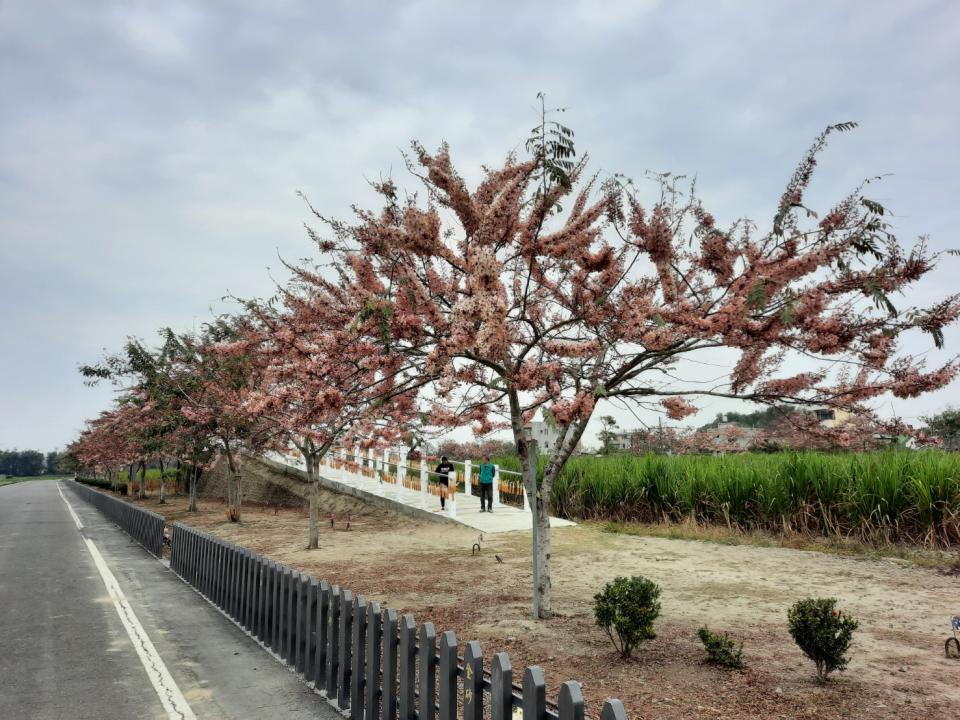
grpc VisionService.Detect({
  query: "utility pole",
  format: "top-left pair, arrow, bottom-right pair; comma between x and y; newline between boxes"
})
527,439 -> 540,620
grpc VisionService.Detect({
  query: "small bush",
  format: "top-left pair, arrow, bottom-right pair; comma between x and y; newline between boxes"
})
76,476 -> 128,494
698,626 -> 744,668
593,575 -> 661,658
787,597 -> 859,681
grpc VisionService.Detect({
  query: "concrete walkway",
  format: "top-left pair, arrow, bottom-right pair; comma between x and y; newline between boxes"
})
304,457 -> 576,534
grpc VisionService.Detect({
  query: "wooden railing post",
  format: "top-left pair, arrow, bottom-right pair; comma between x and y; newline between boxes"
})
398,615 -> 416,720
418,622 -> 436,720
438,631 -> 457,720
382,609 -> 399,720
365,601 -> 382,720
491,652 -> 513,720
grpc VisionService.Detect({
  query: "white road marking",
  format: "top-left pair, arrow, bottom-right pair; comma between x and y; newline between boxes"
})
58,484 -> 197,720
57,484 -> 83,529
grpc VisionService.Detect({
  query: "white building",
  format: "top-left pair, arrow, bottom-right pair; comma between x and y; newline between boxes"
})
610,431 -> 633,451
524,421 -> 560,451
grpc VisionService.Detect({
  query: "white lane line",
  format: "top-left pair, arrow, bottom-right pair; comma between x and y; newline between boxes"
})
58,485 -> 196,720
57,483 -> 83,529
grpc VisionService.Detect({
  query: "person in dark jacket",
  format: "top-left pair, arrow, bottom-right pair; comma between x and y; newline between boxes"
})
435,456 -> 455,510
478,455 -> 495,512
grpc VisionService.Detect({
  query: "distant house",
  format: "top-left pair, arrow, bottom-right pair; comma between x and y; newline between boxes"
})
524,421 -> 560,451
704,422 -> 762,453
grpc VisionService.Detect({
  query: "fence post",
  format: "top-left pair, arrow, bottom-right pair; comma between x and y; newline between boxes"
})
493,464 -> 501,508
337,589 -> 354,709
255,558 -> 267,640
208,539 -> 218,605
558,682 -> 584,720
490,652 -> 513,720
246,552 -> 258,631
229,546 -> 239,619
169,524 -> 178,573
283,567 -> 295,662
272,563 -> 283,654
463,641 -> 483,720
383,448 -> 391,494
368,447 -> 376,493
216,540 -> 226,609
326,585 -> 341,696
315,581 -> 331,690
365,601 -> 382,720
464,460 -> 472,500
296,573 -> 309,674
397,452 -> 406,498
419,462 -> 428,509
398,614 -> 416,720
221,542 -> 231,614
223,542 -> 232,612
247,552 -> 258,631
351,595 -> 367,716
237,550 -> 248,626
207,535 -> 217,600
418,622 -> 436,720
447,470 -> 457,518
382,609 -> 398,720
600,700 -> 628,720
438,631 -> 457,720
198,534 -> 208,597
522,666 -> 546,720
306,577 -> 318,681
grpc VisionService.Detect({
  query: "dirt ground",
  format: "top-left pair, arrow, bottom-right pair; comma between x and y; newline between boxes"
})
127,489 -> 958,720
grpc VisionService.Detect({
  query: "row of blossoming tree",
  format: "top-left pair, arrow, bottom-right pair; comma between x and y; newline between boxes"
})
71,107 -> 959,617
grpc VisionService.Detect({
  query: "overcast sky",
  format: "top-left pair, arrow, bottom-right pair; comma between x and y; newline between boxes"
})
2,0 -> 958,451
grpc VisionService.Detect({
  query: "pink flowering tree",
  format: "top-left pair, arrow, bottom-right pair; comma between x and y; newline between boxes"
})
236,285 -> 422,548
71,407 -> 139,488
308,118 -> 958,617
163,319 -> 278,522
82,335 -> 209,504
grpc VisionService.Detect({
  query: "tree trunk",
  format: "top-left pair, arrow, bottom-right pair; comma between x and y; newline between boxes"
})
129,462 -> 136,495
188,464 -> 198,512
520,447 -> 552,619
306,452 -> 320,550
511,391 -> 592,620
138,459 -> 146,500
225,449 -> 242,522
158,459 -> 166,504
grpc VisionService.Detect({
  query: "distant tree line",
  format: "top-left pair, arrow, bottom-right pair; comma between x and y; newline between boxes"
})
0,449 -> 67,477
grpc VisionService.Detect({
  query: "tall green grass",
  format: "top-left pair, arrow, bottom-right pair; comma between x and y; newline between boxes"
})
488,451 -> 960,547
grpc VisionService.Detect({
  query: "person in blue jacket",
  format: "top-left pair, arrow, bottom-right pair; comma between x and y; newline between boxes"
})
478,455 -> 495,513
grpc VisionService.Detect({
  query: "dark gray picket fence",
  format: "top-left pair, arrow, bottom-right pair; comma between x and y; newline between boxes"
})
67,479 -> 165,557
169,521 -> 629,720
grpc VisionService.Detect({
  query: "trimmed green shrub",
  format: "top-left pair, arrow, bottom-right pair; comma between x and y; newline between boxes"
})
76,476 -> 128,495
697,626 -> 744,668
593,575 -> 661,658
787,598 -> 859,681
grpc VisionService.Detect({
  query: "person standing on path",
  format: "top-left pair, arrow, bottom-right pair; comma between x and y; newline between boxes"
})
435,455 -> 455,510
478,455 -> 495,513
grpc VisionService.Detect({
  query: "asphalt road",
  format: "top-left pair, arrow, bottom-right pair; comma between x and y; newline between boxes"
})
0,480 -> 341,720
